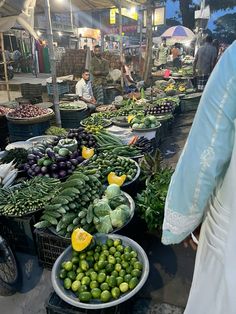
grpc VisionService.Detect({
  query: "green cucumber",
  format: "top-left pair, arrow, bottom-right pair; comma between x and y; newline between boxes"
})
34,220 -> 51,229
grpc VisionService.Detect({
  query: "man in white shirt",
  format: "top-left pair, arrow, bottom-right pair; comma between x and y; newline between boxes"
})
75,69 -> 97,112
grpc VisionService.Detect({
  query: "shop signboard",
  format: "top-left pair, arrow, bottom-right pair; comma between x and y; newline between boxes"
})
75,28 -> 101,40
109,7 -> 138,25
143,7 -> 165,27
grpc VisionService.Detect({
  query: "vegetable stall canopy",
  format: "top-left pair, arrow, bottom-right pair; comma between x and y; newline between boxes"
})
36,0 -> 147,12
0,0 -> 38,39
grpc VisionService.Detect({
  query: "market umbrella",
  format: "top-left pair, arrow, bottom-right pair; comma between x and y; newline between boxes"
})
161,26 -> 195,44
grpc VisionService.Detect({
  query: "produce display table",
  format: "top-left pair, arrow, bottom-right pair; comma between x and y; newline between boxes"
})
107,125 -> 159,144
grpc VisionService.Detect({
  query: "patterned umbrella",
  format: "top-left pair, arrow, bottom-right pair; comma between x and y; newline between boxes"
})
161,26 -> 195,43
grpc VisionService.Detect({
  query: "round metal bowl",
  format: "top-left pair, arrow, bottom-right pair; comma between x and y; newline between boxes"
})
26,135 -> 58,144
49,191 -> 135,239
51,233 -> 149,309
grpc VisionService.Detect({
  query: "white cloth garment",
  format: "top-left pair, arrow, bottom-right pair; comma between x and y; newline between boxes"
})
75,78 -> 93,102
162,41 -> 236,313
185,120 -> 236,314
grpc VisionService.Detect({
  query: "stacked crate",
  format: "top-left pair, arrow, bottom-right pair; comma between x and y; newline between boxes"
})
56,49 -> 87,77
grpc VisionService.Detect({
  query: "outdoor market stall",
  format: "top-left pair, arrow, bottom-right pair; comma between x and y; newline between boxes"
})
0,76 -> 202,310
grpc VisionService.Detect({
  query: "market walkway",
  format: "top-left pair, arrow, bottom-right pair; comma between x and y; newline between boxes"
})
0,73 -> 50,88
0,110 -> 196,314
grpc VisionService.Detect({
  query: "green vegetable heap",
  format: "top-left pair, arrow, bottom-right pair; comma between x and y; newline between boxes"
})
136,168 -> 173,230
90,184 -> 132,234
82,153 -> 138,184
35,168 -> 103,237
0,177 -> 61,216
60,237 -> 143,303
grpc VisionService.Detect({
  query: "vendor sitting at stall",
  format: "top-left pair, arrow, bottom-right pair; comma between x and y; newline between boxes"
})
123,55 -> 137,93
75,69 -> 97,113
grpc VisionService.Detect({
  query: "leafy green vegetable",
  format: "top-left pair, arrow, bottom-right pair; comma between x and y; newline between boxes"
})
105,184 -> 121,199
95,215 -> 113,233
93,199 -> 112,217
109,195 -> 127,210
110,205 -> 130,228
136,168 -> 173,231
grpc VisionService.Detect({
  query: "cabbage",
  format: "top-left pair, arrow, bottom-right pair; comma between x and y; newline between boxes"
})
105,184 -> 121,199
93,199 -> 112,217
95,215 -> 113,233
110,204 -> 131,228
109,195 -> 127,210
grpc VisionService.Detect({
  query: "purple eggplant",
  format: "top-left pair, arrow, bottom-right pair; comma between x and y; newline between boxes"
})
58,161 -> 66,169
59,170 -> 67,178
77,156 -> 84,163
66,161 -> 72,169
34,166 -> 41,174
27,154 -> 36,160
50,163 -> 58,171
56,155 -> 67,162
70,159 -> 79,166
24,164 -> 30,171
46,148 -> 56,159
41,166 -> 48,174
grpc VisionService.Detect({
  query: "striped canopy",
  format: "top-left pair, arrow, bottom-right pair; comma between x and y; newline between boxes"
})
161,26 -> 195,43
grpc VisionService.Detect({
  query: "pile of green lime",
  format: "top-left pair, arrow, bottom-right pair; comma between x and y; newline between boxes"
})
59,238 -> 143,303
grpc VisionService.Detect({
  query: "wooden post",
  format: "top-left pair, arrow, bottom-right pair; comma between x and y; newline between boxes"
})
44,0 -> 61,127
138,8 -> 143,75
143,0 -> 153,84
0,33 -> 11,101
118,1 -> 124,90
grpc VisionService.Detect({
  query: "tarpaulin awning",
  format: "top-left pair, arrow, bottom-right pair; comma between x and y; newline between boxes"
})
36,0 -> 147,13
0,0 -> 38,39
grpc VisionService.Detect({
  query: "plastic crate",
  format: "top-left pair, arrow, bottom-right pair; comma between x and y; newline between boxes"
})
21,83 -> 43,97
180,95 -> 201,113
47,83 -> 70,96
60,109 -> 89,129
0,214 -> 38,254
7,120 -> 50,142
0,115 -> 9,150
35,229 -> 70,270
45,292 -> 132,314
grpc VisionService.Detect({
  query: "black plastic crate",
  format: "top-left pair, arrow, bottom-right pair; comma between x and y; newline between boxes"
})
8,120 -> 50,142
0,214 -> 38,254
35,229 -> 70,269
21,83 -> 43,97
60,109 -> 89,129
45,292 -> 132,314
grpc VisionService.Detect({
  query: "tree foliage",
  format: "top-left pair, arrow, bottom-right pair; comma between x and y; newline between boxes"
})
213,13 -> 236,43
171,0 -> 236,28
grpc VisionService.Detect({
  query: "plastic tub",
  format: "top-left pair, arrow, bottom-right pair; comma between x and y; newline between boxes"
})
51,233 -> 149,309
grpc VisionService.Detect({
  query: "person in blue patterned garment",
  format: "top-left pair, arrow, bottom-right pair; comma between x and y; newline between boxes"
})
162,41 -> 236,314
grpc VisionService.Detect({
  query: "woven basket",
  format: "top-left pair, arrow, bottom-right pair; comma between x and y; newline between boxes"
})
6,109 -> 54,125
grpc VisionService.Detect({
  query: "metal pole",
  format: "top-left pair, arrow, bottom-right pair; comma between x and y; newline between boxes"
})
0,33 -> 11,101
44,0 -> 61,126
69,0 -> 74,33
118,1 -> 124,90
143,0 -> 153,84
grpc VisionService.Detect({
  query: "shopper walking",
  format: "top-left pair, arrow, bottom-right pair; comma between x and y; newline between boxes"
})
193,35 -> 217,91
162,41 -> 236,314
154,38 -> 169,70
90,45 -> 109,105
171,43 -> 181,69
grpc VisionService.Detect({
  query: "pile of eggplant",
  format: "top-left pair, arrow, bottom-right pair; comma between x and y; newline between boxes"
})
24,138 -> 84,179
